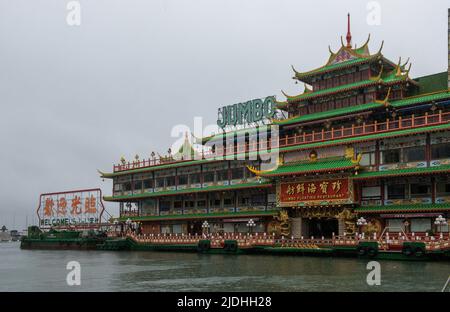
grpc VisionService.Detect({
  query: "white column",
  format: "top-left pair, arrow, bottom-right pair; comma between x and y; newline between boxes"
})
290,217 -> 302,238
338,219 -> 346,236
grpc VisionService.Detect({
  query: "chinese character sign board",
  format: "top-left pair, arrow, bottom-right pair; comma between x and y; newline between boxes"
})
279,179 -> 353,206
37,189 -> 104,228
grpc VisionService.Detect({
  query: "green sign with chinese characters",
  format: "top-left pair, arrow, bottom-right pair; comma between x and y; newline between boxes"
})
216,96 -> 276,128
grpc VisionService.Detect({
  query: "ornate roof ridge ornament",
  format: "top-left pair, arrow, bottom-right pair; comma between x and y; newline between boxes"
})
281,89 -> 293,99
344,146 -> 361,176
304,83 -> 313,93
401,57 -> 410,69
340,35 -> 346,48
246,155 -> 284,176
328,45 -> 335,55
405,63 -> 412,76
360,34 -> 371,50
293,41 -> 384,81
376,40 -> 384,55
376,87 -> 392,107
370,64 -> 384,81
395,57 -> 403,76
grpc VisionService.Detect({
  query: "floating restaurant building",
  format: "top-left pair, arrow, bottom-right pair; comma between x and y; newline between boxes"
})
100,15 -> 450,239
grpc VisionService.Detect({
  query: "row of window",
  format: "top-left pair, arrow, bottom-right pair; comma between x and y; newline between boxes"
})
293,92 -> 377,117
117,168 -> 255,192
387,184 -> 431,199
312,69 -> 371,91
362,183 -> 450,200
359,143 -> 450,166
159,193 -> 267,210
387,218 -> 449,232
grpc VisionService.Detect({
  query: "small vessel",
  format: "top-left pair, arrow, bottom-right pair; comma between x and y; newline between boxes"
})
10,230 -> 21,242
0,225 -> 11,242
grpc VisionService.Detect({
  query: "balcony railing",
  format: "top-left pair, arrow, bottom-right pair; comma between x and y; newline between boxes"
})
113,111 -> 450,172
278,110 -> 449,147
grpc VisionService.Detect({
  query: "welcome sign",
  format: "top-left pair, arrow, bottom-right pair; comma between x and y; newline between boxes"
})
217,96 -> 276,128
37,188 -> 105,228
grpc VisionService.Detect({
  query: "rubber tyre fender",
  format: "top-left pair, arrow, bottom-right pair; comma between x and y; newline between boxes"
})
198,241 -> 210,252
402,246 -> 413,256
414,247 -> 425,258
357,246 -> 367,256
227,241 -> 238,252
367,247 -> 378,258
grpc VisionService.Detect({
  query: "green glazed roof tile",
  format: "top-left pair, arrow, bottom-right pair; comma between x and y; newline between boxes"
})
390,90 -> 450,108
256,157 -> 356,177
412,72 -> 448,95
277,90 -> 449,127
355,203 -> 450,213
294,55 -> 379,79
353,164 -> 450,179
286,79 -> 380,102
274,101 -> 383,125
285,75 -> 406,103
198,126 -> 266,144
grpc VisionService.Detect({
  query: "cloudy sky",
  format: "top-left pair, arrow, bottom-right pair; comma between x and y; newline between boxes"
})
0,0 -> 448,229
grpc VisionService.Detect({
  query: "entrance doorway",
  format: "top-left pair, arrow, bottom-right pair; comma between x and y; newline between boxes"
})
307,218 -> 338,238
188,221 -> 202,235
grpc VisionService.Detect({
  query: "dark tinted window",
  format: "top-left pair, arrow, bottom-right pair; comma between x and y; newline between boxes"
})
410,184 -> 430,196
432,144 -> 450,159
404,147 -> 426,162
203,172 -> 214,183
387,184 -> 405,199
383,149 -> 400,164
143,179 -> 153,189
178,175 -> 188,185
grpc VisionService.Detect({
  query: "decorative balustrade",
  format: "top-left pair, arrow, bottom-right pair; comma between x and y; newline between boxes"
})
120,211 -> 139,217
123,232 -> 450,250
275,233 -> 450,248
113,111 -> 449,172
126,232 -> 276,246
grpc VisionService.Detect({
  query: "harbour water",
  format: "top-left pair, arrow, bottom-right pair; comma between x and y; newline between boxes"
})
1,242 -> 449,292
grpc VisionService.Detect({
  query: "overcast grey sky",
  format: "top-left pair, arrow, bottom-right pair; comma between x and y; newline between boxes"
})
0,0 -> 448,229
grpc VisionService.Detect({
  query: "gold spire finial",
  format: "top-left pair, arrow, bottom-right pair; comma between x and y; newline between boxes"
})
346,13 -> 352,48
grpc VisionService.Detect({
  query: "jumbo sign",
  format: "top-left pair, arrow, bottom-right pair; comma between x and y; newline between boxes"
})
216,96 -> 276,128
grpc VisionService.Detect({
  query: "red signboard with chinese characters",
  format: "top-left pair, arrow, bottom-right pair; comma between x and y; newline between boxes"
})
37,188 -> 105,228
279,179 -> 352,206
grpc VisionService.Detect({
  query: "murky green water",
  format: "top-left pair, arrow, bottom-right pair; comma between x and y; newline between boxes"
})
0,242 -> 449,291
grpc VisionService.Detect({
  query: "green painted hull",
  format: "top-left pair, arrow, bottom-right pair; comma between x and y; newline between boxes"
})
20,237 -> 103,250
21,236 -> 450,261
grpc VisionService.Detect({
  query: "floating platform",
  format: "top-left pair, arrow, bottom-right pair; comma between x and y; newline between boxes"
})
95,235 -> 450,261
20,227 -> 106,250
20,230 -> 450,261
